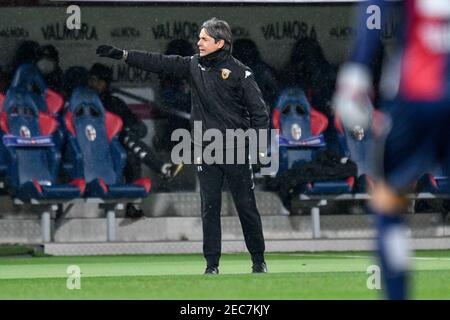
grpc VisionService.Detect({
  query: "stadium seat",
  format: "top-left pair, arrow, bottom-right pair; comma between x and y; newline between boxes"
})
0,87 -> 83,200
334,110 -> 385,193
303,177 -> 355,195
272,88 -> 354,195
63,87 -> 151,199
0,92 -> 5,111
415,171 -> 450,194
10,64 -> 64,115
0,92 -> 6,176
272,88 -> 326,172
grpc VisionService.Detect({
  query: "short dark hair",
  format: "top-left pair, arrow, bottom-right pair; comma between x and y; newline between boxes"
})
37,44 -> 59,63
201,17 -> 232,53
89,63 -> 113,85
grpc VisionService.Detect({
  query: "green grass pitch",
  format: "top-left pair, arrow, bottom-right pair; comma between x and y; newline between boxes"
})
0,249 -> 449,299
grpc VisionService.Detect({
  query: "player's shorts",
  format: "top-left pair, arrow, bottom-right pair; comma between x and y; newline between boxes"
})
380,100 -> 450,191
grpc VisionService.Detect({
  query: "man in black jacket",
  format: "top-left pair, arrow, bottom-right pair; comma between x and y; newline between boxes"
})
36,44 -> 64,93
97,17 -> 269,274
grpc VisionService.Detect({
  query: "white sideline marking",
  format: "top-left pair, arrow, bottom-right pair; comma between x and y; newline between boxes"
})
288,253 -> 450,261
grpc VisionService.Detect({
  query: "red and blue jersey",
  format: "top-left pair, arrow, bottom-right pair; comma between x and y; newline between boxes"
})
351,0 -> 450,102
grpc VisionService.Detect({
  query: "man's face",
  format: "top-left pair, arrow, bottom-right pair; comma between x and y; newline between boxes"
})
88,75 -> 107,94
197,28 -> 224,57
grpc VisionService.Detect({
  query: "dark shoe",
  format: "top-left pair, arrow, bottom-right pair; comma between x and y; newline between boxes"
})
125,204 -> 144,218
252,262 -> 268,273
204,266 -> 219,275
161,163 -> 184,180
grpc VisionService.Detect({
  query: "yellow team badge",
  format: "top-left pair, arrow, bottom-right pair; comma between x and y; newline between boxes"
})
221,68 -> 231,80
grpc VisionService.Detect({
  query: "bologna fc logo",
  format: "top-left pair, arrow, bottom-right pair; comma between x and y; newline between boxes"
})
85,125 -> 96,141
20,126 -> 31,138
291,123 -> 302,141
352,125 -> 365,141
221,68 -> 231,80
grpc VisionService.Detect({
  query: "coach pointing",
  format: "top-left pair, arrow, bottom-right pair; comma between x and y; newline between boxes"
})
96,17 -> 269,274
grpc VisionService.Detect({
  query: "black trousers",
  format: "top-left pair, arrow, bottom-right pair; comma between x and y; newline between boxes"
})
197,162 -> 265,267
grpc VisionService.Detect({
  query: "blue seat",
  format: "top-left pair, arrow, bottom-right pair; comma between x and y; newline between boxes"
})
0,93 -> 6,176
335,110 -> 386,193
272,88 -> 354,195
303,178 -> 355,195
63,88 -> 151,199
416,173 -> 441,193
9,64 -> 64,116
335,109 -> 385,193
415,166 -> 450,194
0,87 -> 83,200
272,88 -> 325,173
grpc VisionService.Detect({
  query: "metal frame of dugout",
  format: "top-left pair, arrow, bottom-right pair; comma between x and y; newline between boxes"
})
13,197 -> 143,243
11,192 -> 449,244
297,192 -> 450,239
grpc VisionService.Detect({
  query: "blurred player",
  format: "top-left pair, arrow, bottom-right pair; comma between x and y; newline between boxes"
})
334,0 -> 450,299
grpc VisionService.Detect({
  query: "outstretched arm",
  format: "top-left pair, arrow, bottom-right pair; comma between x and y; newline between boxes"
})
96,45 -> 191,77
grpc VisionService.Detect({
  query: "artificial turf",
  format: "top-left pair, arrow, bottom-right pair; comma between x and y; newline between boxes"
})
0,250 -> 448,299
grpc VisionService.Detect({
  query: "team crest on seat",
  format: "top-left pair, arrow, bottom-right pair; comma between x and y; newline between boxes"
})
352,125 -> 365,141
291,123 -> 302,141
20,126 -> 31,138
85,125 -> 96,141
221,68 -> 231,80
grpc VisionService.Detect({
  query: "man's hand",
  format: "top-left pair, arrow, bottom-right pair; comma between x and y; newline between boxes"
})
96,45 -> 124,60
333,63 -> 374,131
252,151 -> 270,174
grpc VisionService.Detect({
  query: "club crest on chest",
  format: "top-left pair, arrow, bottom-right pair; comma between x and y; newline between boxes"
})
221,68 -> 231,80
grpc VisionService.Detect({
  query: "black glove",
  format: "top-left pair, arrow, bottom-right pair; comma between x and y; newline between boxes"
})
96,45 -> 124,60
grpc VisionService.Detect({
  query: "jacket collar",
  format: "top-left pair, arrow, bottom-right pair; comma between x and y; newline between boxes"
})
198,49 -> 230,68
